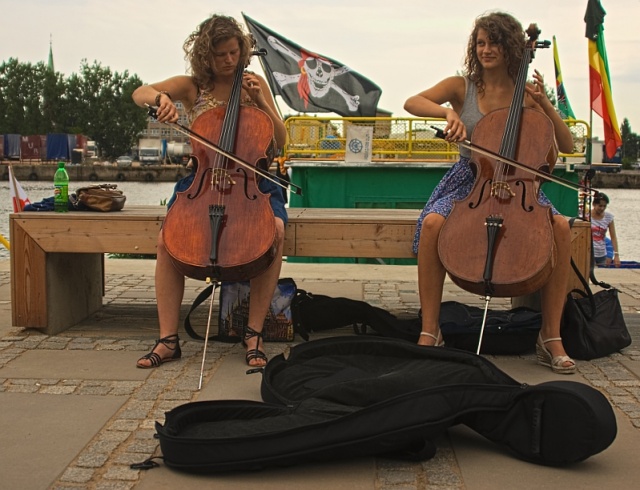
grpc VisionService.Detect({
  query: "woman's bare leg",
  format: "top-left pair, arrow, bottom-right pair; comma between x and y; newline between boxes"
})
136,232 -> 184,367
539,215 -> 574,368
246,218 -> 286,366
417,214 -> 447,346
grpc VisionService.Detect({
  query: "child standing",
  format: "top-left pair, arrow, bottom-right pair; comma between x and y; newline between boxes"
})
591,192 -> 621,267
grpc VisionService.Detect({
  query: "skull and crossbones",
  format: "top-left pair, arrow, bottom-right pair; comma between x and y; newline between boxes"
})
267,36 -> 360,111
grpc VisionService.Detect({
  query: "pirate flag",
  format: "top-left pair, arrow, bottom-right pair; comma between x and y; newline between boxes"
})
243,14 -> 382,117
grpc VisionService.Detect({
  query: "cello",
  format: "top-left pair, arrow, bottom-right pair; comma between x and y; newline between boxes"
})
161,56 -> 278,283
438,25 -> 557,299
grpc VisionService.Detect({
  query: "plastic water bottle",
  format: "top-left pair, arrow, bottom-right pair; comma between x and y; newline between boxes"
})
53,161 -> 69,213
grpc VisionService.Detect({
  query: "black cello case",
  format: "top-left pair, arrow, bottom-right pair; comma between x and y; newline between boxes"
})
153,336 -> 616,473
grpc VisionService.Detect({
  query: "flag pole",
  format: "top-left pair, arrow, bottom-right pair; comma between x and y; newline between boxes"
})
587,111 -> 593,165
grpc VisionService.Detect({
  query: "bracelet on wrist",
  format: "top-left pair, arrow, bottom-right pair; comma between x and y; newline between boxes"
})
155,91 -> 171,107
614,252 -> 619,256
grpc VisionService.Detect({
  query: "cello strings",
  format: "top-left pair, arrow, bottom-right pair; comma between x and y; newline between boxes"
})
491,41 -> 533,217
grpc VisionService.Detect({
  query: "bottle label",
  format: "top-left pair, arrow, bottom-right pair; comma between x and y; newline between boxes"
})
54,184 -> 68,212
54,184 -> 68,200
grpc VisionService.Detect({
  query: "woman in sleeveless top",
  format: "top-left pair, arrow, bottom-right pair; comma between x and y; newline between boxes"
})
404,12 -> 577,374
132,14 -> 286,369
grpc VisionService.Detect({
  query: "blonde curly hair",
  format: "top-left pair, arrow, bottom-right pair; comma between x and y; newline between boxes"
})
464,12 -> 526,94
183,14 -> 256,88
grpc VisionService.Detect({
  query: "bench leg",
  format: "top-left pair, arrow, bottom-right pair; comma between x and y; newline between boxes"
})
11,215 -> 106,334
44,253 -> 104,334
12,249 -> 103,334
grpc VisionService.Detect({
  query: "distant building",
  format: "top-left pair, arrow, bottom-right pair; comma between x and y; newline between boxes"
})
139,101 -> 190,144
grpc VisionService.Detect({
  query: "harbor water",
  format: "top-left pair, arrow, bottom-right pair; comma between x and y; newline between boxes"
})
1,180 -> 638,262
0,180 -> 176,259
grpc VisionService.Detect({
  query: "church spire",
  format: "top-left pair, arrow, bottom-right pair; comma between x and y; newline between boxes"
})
48,34 -> 54,72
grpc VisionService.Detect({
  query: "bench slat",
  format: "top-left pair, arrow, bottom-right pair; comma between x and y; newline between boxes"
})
11,207 -> 421,256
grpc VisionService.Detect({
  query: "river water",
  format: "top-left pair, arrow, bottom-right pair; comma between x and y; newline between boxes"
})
1,180 -> 638,261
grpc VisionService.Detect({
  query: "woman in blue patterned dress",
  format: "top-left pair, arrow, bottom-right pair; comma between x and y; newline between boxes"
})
404,12 -> 577,374
132,14 -> 287,369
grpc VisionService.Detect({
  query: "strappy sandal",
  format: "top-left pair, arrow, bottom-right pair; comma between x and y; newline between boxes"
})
536,335 -> 576,375
419,330 -> 445,347
243,325 -> 268,366
136,334 -> 181,369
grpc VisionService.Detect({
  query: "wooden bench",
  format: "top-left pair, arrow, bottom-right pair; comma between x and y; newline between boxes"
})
9,206 -> 591,334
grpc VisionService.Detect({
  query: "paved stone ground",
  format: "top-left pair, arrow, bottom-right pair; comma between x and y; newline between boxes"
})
1,265 -> 640,489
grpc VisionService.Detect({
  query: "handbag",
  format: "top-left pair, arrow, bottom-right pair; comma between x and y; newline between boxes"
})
184,278 -> 297,342
561,257 -> 631,360
218,278 -> 296,342
72,184 -> 126,212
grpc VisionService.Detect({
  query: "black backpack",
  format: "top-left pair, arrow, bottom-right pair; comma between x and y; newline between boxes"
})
292,290 -> 540,354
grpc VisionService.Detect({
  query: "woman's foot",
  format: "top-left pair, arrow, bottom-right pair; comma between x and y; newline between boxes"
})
243,325 -> 268,367
418,329 -> 444,347
136,334 -> 181,368
536,335 -> 576,374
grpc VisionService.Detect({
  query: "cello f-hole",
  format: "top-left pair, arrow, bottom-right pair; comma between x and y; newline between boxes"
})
187,168 -> 212,199
515,180 -> 535,212
469,180 -> 492,209
236,167 -> 258,200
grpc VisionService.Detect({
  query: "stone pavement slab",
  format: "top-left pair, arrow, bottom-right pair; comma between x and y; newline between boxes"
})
135,459 -> 376,490
449,409 -> 639,490
2,392 -> 127,490
0,350 -> 151,381
1,258 -> 640,489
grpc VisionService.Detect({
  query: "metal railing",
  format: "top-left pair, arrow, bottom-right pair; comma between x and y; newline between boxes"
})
283,116 -> 590,162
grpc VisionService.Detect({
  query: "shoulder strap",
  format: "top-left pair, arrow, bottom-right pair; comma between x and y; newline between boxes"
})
184,284 -> 233,342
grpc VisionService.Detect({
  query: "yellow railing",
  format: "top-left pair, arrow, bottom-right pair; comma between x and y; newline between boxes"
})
283,116 -> 590,162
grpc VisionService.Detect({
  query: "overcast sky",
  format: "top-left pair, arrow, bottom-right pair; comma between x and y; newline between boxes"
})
2,0 -> 639,138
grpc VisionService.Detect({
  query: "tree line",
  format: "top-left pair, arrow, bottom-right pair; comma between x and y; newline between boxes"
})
0,58 -> 147,160
1,57 -> 639,164
620,119 -> 639,166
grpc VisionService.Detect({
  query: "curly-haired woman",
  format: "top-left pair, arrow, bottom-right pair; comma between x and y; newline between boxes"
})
404,11 -> 576,374
132,14 -> 286,369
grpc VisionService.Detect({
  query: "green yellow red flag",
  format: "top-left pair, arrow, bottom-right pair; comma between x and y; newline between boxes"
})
585,0 -> 621,160
553,36 -> 576,120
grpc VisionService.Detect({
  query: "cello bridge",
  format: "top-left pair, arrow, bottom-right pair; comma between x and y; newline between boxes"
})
211,169 -> 236,187
491,181 -> 516,199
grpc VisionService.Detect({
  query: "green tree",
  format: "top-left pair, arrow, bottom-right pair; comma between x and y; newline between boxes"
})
0,58 -> 33,133
41,65 -> 67,133
0,59 -> 67,135
75,60 -> 147,159
59,73 -> 87,135
0,58 -> 147,159
620,118 -> 639,165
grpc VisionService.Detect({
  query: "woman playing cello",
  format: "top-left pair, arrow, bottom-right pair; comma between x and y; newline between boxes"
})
404,11 -> 576,374
132,14 -> 287,368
